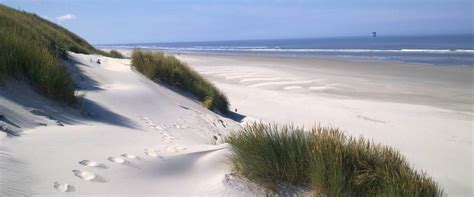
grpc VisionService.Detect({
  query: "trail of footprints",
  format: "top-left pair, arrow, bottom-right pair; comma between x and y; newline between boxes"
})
53,115 -> 187,193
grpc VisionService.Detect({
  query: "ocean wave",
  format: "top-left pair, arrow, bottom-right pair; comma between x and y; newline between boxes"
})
98,44 -> 474,54
114,46 -> 474,54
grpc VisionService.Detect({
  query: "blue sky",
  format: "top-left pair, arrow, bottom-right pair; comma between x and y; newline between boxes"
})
1,0 -> 472,44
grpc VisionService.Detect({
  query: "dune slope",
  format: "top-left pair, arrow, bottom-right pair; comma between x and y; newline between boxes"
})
0,53 -> 260,196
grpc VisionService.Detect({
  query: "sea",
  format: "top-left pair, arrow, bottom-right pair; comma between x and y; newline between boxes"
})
98,34 -> 474,67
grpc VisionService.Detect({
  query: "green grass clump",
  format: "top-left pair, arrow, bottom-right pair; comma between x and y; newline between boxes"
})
0,30 -> 75,102
225,124 -> 310,190
0,4 -> 118,103
131,49 -> 229,112
226,123 -> 444,196
0,5 -> 100,55
108,50 -> 126,59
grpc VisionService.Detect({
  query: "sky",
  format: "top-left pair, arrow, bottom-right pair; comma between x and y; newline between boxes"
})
1,0 -> 473,44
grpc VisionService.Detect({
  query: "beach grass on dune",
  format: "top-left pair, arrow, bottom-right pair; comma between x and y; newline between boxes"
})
226,123 -> 444,196
108,50 -> 126,59
131,49 -> 229,112
0,4 -> 124,103
0,30 -> 76,102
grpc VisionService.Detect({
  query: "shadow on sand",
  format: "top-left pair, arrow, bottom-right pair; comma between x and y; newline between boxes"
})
223,111 -> 246,123
63,54 -> 104,91
0,80 -> 137,131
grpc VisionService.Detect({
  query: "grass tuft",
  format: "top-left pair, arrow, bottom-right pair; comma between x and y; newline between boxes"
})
226,122 -> 444,196
131,49 -> 229,112
0,4 -> 117,103
108,50 -> 126,59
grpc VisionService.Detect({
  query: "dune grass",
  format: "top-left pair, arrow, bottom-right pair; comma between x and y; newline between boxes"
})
108,50 -> 126,59
0,30 -> 76,102
0,4 -> 119,103
131,49 -> 229,112
226,123 -> 444,196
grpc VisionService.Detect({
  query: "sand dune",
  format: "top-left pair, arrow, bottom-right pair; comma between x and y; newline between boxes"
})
0,52 -> 261,196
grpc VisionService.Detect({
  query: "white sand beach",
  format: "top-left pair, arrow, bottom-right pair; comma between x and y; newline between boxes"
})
175,54 -> 474,196
1,0 -> 472,195
0,50 -> 472,196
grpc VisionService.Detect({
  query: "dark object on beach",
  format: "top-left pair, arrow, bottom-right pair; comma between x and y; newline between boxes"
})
372,32 -> 377,37
96,59 -> 101,64
56,120 -> 64,126
235,108 -> 238,112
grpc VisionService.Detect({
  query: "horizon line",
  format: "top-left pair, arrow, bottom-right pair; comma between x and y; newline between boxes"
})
93,33 -> 474,46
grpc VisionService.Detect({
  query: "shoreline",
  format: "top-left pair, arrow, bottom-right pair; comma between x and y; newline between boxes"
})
173,51 -> 474,68
101,47 -> 473,67
97,46 -> 474,67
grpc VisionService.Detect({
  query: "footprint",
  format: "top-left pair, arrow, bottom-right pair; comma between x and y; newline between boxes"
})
72,170 -> 107,183
144,148 -> 164,158
174,124 -> 188,129
162,135 -> 176,143
145,151 -> 164,159
213,133 -> 222,143
79,160 -> 108,169
144,148 -> 158,153
108,156 -> 127,164
53,181 -> 75,192
108,156 -> 139,168
121,153 -> 140,160
166,146 -> 186,153
217,119 -> 227,128
167,135 -> 176,139
165,147 -> 178,153
153,125 -> 165,131
175,146 -> 186,151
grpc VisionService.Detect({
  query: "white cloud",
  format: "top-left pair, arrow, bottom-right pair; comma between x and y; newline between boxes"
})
56,14 -> 77,22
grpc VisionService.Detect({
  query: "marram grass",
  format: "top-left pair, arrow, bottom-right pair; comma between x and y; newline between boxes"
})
0,4 -> 125,103
226,123 -> 444,196
131,49 -> 229,112
108,50 -> 126,59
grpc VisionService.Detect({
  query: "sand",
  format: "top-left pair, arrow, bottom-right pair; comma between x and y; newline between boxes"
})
175,53 -> 473,196
0,52 -> 263,196
1,50 -> 472,196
